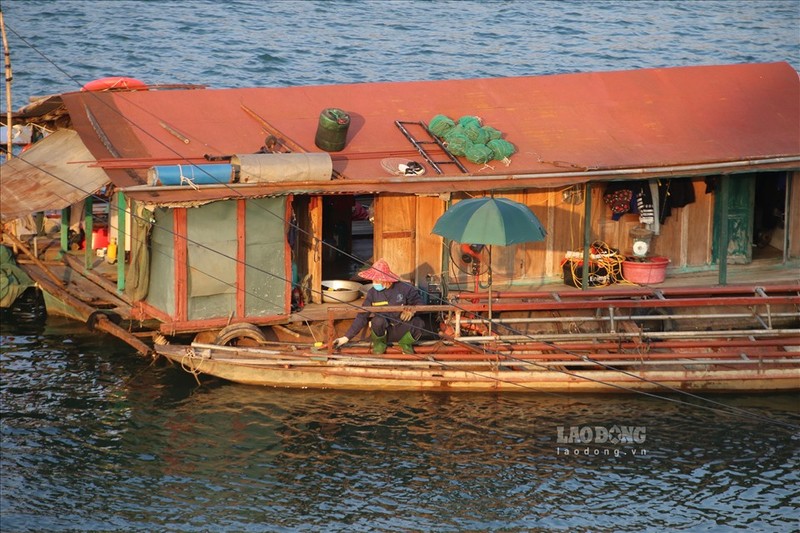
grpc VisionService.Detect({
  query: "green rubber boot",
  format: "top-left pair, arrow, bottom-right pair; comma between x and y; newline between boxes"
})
398,331 -> 416,354
370,331 -> 388,355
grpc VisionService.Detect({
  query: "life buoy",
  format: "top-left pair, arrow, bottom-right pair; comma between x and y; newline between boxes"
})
81,76 -> 148,92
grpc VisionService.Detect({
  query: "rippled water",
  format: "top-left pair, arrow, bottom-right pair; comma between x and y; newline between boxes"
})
2,1 -> 800,531
4,0 -> 799,97
2,311 -> 799,531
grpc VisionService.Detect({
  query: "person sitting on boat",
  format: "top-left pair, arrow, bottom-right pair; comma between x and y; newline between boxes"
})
333,259 -> 424,354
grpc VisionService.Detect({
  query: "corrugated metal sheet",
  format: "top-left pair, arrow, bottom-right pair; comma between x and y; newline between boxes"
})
50,62 -> 800,204
0,129 -> 111,222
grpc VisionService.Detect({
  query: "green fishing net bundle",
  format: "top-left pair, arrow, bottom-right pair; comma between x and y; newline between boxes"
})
443,127 -> 472,157
482,126 -> 503,141
428,114 -> 456,137
462,122 -> 488,145
458,115 -> 481,129
428,114 -> 515,165
487,139 -> 515,165
464,143 -> 494,164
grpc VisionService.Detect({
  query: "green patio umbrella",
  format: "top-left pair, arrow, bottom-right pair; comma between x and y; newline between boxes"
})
432,197 -> 546,337
432,197 -> 546,245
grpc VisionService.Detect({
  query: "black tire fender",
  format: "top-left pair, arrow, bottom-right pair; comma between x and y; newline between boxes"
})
213,323 -> 268,346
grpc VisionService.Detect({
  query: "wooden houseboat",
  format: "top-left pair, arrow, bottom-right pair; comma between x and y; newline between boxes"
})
2,62 -> 799,392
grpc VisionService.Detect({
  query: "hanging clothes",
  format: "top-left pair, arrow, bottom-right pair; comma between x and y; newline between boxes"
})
603,181 -> 635,220
646,180 -> 660,234
604,180 -> 651,221
637,182 -> 656,225
658,178 -> 696,224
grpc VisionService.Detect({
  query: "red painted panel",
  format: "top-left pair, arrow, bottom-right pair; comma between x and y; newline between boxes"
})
173,208 -> 188,321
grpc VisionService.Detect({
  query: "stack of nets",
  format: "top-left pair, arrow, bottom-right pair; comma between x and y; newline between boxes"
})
428,114 -> 515,165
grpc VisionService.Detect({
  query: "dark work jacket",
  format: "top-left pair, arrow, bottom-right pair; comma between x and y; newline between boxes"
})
344,282 -> 422,339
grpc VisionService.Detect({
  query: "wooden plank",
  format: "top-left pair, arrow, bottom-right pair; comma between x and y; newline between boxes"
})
21,267 -> 151,356
309,196 -> 323,303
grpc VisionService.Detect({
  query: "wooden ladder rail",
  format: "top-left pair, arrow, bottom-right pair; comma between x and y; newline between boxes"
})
453,287 -> 800,337
395,120 -> 468,174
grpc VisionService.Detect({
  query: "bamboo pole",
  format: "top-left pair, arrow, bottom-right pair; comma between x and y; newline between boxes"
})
0,7 -> 12,160
241,104 -> 306,153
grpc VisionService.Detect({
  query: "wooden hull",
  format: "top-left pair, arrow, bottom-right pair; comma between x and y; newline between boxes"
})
41,289 -> 90,322
157,343 -> 800,393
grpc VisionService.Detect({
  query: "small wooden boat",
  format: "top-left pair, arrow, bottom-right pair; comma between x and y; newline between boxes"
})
154,288 -> 800,392
156,341 -> 800,393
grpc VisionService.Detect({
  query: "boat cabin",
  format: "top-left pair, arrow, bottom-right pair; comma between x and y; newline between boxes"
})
2,62 -> 799,338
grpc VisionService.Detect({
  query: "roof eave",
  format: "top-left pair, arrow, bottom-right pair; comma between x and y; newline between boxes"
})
120,156 -> 800,205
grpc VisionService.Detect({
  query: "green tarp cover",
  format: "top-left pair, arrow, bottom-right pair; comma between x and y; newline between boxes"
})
0,245 -> 34,308
145,198 -> 288,321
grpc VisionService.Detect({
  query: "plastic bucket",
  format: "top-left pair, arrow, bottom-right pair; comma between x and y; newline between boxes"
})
622,257 -> 669,284
82,227 -> 109,250
314,108 -> 350,152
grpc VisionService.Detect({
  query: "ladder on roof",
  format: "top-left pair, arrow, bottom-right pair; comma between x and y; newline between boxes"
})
395,120 -> 468,174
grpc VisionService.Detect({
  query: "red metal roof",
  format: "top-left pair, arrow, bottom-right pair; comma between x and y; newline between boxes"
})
59,62 -> 800,202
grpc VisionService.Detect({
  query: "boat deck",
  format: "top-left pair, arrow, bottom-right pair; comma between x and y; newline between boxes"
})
8,234 -> 800,333
294,257 -> 800,322
6,234 -> 799,387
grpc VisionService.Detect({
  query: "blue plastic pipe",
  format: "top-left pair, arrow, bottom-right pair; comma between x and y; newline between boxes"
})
150,164 -> 233,185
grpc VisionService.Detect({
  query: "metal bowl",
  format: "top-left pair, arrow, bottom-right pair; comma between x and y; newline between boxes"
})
321,280 -> 365,303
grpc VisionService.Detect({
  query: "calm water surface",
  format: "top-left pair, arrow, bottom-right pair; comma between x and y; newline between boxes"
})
2,1 -> 800,531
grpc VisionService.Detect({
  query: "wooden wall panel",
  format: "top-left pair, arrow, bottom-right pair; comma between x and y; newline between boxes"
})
654,201 -> 681,261
588,183 -> 633,253
686,180 -> 714,266
369,173 -> 793,291
374,194 -> 416,282
415,195 -> 446,286
549,187 -> 586,277
491,192 -> 525,285
516,190 -> 550,281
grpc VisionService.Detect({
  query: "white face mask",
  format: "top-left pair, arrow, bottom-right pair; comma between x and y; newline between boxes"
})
373,283 -> 385,291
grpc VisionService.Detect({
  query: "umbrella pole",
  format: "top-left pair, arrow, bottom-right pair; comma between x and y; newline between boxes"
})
488,246 -> 492,337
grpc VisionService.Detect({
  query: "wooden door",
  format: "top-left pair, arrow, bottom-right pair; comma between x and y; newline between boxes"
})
713,174 -> 755,264
293,195 -> 323,304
